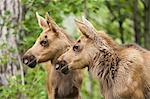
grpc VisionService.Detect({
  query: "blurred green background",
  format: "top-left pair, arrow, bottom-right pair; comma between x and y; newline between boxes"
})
0,0 -> 149,99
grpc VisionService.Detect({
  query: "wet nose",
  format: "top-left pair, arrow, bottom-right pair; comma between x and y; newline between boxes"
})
61,65 -> 69,74
55,60 -> 69,74
22,55 -> 37,68
55,60 -> 67,70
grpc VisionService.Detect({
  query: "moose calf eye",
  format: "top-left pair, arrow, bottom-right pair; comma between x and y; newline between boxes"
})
73,45 -> 80,52
40,39 -> 49,47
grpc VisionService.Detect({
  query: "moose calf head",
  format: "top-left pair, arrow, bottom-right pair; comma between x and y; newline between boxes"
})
22,13 -> 70,68
56,18 -> 108,74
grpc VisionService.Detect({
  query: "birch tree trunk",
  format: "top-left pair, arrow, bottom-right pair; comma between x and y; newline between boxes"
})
0,0 -> 24,86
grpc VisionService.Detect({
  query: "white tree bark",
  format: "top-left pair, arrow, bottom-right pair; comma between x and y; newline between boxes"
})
0,0 -> 23,85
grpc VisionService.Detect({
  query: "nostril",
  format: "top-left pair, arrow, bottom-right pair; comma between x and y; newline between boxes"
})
22,56 -> 29,65
22,55 -> 36,65
55,60 -> 68,70
61,66 -> 69,75
55,63 -> 60,70
24,59 -> 28,64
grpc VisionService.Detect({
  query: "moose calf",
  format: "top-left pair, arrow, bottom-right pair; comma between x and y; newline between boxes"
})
22,13 -> 83,99
57,18 -> 150,99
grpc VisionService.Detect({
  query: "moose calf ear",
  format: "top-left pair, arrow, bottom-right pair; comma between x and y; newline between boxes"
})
75,18 -> 100,42
45,13 -> 59,35
75,19 -> 91,38
36,12 -> 49,30
82,16 -> 94,29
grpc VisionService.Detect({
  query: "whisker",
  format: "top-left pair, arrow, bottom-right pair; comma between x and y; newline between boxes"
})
26,54 -> 43,66
26,58 -> 37,66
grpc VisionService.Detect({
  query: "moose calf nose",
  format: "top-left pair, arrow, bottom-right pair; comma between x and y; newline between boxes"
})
55,60 -> 70,74
55,63 -> 60,70
22,55 -> 37,68
61,66 -> 69,74
22,56 -> 29,65
55,60 -> 67,70
24,59 -> 28,64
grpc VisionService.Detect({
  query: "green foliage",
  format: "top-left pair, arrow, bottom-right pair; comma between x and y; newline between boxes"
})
81,69 -> 103,99
0,65 -> 47,99
0,0 -> 146,98
24,65 -> 47,99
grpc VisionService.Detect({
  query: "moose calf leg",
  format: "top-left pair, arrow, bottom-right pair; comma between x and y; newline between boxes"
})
48,88 -> 55,99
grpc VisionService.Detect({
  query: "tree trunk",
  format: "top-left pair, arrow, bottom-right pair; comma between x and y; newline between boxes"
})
143,0 -> 150,49
119,20 -> 125,44
84,0 -> 89,19
133,0 -> 142,45
0,0 -> 24,86
83,1 -> 94,98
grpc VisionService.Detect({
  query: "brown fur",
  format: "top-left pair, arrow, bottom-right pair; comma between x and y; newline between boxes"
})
46,62 -> 82,99
22,13 -> 82,99
57,18 -> 150,99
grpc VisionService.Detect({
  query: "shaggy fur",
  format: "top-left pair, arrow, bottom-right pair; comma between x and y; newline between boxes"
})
57,18 -> 150,99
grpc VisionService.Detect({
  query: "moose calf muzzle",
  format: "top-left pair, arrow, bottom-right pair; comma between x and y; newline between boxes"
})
22,55 -> 37,68
55,60 -> 69,74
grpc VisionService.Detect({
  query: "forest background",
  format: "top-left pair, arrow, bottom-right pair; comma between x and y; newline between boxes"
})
0,0 -> 150,99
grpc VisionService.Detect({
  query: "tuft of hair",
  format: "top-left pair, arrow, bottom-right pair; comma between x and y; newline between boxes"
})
97,31 -> 118,49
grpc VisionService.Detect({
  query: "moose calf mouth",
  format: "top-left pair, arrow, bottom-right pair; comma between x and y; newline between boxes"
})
22,55 -> 37,68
